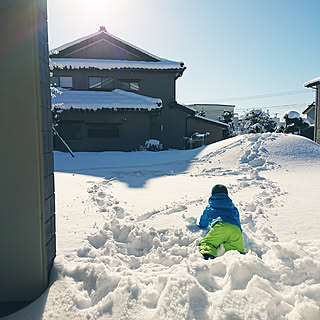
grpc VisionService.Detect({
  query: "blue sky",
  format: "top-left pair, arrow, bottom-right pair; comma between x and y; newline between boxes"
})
48,0 -> 319,118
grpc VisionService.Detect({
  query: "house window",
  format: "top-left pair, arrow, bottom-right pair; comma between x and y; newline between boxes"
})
88,77 -> 114,90
87,123 -> 120,138
51,76 -> 73,88
119,80 -> 140,92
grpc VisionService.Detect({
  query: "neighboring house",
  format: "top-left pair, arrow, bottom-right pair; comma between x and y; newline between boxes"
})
304,77 -> 320,143
302,102 -> 315,125
50,26 -> 228,151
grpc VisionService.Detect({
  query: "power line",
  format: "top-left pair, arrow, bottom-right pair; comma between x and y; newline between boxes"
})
235,103 -> 307,111
184,89 -> 315,105
212,90 -> 314,103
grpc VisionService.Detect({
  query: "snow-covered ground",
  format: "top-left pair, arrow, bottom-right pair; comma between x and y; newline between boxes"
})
5,133 -> 320,320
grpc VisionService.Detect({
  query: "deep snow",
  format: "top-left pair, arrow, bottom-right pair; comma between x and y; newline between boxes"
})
4,133 -> 320,320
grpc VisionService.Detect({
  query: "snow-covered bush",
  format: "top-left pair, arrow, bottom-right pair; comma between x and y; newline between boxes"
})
275,124 -> 285,133
51,86 -> 64,128
220,110 -> 236,138
283,110 -> 309,135
240,109 -> 277,134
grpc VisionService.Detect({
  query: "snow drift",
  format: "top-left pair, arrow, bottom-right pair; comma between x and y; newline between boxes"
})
5,133 -> 320,320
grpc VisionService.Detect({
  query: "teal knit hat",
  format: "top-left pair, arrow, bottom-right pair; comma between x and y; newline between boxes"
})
211,184 -> 228,195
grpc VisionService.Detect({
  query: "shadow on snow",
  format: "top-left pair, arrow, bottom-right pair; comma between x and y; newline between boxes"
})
54,147 -> 205,188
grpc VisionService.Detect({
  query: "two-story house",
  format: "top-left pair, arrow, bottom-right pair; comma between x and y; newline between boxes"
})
50,26 -> 228,151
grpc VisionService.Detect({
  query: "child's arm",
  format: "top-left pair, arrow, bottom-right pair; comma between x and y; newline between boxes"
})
198,206 -> 212,228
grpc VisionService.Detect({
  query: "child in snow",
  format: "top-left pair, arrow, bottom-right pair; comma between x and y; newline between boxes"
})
198,184 -> 244,260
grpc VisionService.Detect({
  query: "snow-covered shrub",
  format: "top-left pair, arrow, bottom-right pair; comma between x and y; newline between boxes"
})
283,110 -> 309,135
51,86 -> 64,128
275,124 -> 285,133
240,109 -> 277,134
143,139 -> 163,152
220,110 -> 236,138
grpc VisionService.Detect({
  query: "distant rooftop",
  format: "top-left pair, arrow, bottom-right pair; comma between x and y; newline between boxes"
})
187,103 -> 235,108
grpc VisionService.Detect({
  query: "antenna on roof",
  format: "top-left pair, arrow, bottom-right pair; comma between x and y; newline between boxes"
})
99,26 -> 107,32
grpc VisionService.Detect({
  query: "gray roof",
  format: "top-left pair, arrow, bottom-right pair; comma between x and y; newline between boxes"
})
50,27 -> 185,71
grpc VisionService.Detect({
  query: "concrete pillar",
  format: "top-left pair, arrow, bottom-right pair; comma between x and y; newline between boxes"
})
0,0 -> 55,313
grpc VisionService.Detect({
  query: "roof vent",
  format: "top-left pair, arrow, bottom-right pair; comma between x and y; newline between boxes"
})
99,26 -> 107,32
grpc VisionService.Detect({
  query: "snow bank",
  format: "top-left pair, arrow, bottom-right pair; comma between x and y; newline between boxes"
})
5,133 -> 320,320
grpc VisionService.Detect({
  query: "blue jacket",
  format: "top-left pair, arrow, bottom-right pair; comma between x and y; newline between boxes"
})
198,193 -> 242,231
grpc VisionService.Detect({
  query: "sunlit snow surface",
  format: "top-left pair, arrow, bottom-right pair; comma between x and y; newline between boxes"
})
6,133 -> 320,320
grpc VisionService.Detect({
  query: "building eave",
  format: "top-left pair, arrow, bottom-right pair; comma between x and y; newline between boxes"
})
170,103 -> 196,115
304,77 -> 320,88
50,58 -> 185,71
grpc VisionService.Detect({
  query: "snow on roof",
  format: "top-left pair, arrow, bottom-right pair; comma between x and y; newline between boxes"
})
52,88 -> 162,111
50,58 -> 184,71
50,28 -> 184,69
194,114 -> 229,127
286,110 -> 300,119
50,30 -> 102,55
304,76 -> 320,87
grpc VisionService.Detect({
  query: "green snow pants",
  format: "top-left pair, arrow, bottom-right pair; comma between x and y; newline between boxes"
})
198,222 -> 244,257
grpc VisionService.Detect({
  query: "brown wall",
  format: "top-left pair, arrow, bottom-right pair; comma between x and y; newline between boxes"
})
159,107 -> 190,149
187,118 -> 226,145
53,68 -> 177,106
55,109 -> 159,151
